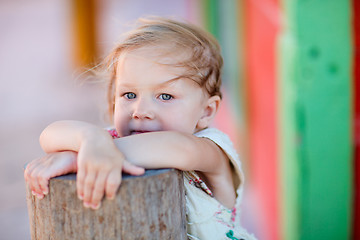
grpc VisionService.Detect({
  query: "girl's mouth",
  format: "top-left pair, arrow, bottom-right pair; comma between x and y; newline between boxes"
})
130,130 -> 151,135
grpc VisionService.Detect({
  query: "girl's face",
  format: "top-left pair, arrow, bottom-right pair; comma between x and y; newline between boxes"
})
113,49 -> 214,137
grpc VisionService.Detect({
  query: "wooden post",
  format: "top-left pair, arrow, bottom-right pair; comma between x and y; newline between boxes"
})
26,169 -> 186,240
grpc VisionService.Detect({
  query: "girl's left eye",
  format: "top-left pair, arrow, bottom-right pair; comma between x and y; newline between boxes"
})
124,92 -> 136,99
159,94 -> 173,101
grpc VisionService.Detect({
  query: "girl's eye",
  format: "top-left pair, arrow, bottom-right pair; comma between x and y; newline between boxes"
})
124,92 -> 136,99
159,93 -> 173,101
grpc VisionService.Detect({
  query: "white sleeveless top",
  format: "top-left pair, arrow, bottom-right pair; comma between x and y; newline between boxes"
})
185,128 -> 257,240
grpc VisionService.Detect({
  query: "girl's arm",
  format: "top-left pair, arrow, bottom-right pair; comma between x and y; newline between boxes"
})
40,121 -> 111,153
39,120 -> 145,209
114,131 -> 235,207
40,120 -> 232,208
114,131 -> 228,174
41,121 -> 227,175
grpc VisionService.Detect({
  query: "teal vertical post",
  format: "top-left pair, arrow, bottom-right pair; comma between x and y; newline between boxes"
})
202,0 -> 219,39
202,0 -> 245,129
218,0 -> 243,123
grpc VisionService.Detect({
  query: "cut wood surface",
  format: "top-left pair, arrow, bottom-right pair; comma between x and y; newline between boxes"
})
26,169 -> 186,240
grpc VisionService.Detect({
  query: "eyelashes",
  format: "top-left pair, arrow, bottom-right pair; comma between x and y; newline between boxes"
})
124,92 -> 136,99
159,93 -> 173,101
122,92 -> 173,101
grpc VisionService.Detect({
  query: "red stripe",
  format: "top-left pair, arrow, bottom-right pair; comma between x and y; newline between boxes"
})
353,0 -> 360,238
244,1 -> 280,239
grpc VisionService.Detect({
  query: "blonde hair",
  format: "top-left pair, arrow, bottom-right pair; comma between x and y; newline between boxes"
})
101,17 -> 223,118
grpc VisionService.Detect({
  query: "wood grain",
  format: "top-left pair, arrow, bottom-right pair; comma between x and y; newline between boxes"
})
26,169 -> 186,240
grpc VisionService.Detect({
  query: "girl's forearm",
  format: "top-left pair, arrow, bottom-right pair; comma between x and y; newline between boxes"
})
113,131 -> 191,169
39,121 -> 225,174
39,120 -> 112,153
113,131 -> 223,173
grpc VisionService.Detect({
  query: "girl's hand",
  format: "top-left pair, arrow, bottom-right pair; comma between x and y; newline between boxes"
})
76,132 -> 145,210
24,151 -> 78,199
37,120 -> 144,209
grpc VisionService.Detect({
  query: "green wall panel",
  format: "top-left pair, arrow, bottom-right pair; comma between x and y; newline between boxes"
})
279,0 -> 353,239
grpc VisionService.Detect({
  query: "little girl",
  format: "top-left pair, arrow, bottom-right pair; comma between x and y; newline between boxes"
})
24,17 -> 256,240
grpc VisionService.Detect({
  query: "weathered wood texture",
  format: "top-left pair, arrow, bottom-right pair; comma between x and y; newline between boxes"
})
26,169 -> 186,240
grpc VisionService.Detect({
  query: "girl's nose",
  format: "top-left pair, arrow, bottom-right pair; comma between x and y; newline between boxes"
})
131,98 -> 155,120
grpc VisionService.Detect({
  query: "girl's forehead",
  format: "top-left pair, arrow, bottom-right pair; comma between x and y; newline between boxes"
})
118,45 -> 191,66
115,56 -> 203,94
113,47 -> 205,93
115,50 -> 189,81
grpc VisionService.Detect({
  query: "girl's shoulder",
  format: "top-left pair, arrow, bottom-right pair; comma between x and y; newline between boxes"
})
194,128 -> 243,176
194,128 -> 238,159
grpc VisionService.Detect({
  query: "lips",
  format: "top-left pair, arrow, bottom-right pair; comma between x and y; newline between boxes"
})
130,130 -> 152,135
128,124 -> 161,136
129,128 -> 161,135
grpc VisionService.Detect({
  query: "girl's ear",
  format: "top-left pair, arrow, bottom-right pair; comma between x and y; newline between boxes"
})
196,95 -> 221,130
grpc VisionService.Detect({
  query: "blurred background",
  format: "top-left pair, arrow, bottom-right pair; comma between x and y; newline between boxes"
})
0,0 -> 357,239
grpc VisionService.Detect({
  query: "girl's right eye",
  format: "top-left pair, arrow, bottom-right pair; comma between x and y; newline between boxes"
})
124,92 -> 136,99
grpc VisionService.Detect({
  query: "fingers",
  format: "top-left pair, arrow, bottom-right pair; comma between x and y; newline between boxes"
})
25,152 -> 79,200
78,167 -> 121,209
89,172 -> 107,209
35,168 -> 50,196
24,159 -> 47,199
26,155 -> 135,209
76,167 -> 86,201
105,169 -> 121,200
82,170 -> 96,208
76,162 -> 142,208
122,160 -> 145,176
30,169 -> 45,199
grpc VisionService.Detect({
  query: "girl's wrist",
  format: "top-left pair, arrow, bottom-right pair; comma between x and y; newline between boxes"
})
80,124 -> 112,145
80,125 -> 119,153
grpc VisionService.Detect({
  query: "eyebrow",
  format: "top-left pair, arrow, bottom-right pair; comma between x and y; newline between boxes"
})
157,76 -> 184,87
117,76 -> 184,89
